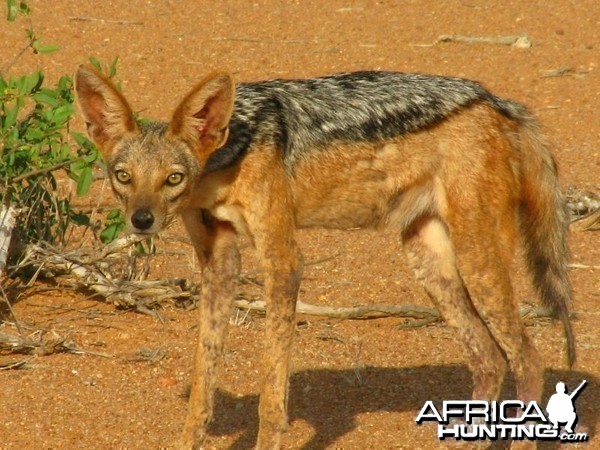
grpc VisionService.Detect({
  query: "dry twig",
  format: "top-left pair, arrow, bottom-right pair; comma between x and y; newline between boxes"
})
0,328 -> 112,358
437,33 -> 532,48
569,263 -> 600,270
68,16 -> 144,26
570,208 -> 600,231
0,357 -> 33,370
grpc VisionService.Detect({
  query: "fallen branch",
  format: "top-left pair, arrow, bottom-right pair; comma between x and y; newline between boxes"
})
437,33 -> 532,48
234,298 -> 560,325
234,298 -> 440,321
68,16 -> 144,26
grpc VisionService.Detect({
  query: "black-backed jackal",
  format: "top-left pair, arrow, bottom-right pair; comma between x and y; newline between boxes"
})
75,67 -> 575,449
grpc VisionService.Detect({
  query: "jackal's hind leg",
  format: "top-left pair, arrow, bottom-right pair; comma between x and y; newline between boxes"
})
402,216 -> 508,401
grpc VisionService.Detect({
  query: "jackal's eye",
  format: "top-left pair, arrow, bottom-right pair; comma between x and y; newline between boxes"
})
114,170 -> 131,184
166,172 -> 184,186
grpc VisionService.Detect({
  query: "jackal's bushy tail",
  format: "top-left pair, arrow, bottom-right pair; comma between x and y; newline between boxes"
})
512,106 -> 575,367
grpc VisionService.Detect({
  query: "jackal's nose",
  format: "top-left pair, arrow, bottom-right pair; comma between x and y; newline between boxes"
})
131,208 -> 154,231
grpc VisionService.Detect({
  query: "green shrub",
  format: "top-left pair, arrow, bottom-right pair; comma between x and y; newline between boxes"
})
1,1 -> 124,272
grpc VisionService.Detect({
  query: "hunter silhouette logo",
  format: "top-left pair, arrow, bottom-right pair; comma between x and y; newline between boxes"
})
416,379 -> 588,443
546,380 -> 587,434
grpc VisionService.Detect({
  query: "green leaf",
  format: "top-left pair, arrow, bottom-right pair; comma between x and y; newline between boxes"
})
13,72 -> 40,96
5,125 -> 18,144
7,0 -> 17,21
70,131 -> 91,147
83,149 -> 99,163
69,158 -> 86,173
24,125 -> 44,142
108,57 -> 120,78
88,57 -> 102,72
2,104 -> 19,130
19,0 -> 30,15
32,89 -> 58,107
69,211 -> 90,227
15,75 -> 27,95
106,209 -> 123,220
76,166 -> 93,196
25,70 -> 43,93
100,221 -> 124,244
32,41 -> 59,54
49,104 -> 74,126
54,142 -> 70,160
57,75 -> 73,94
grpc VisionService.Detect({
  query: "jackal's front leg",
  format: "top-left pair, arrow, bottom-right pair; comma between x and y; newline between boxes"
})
257,253 -> 302,448
176,210 -> 240,449
253,231 -> 303,449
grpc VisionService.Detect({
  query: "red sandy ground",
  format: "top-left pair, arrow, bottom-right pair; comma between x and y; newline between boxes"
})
1,1 -> 599,449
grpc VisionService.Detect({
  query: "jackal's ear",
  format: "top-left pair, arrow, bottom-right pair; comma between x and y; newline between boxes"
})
169,72 -> 235,153
75,65 -> 138,155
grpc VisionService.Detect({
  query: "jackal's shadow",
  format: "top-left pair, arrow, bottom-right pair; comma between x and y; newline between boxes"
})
207,365 -> 597,449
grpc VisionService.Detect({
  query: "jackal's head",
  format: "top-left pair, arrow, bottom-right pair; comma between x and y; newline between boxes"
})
75,66 -> 234,234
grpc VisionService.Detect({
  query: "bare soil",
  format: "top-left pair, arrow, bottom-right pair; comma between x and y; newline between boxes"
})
1,1 -> 599,449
